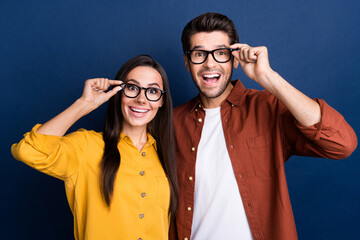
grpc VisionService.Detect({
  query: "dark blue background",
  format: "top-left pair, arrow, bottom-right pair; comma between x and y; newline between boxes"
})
1,0 -> 359,239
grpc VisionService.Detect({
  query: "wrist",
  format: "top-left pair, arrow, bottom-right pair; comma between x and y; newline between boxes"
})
255,69 -> 279,90
74,98 -> 97,117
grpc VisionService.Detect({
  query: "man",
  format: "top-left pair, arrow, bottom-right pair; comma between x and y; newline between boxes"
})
170,13 -> 357,240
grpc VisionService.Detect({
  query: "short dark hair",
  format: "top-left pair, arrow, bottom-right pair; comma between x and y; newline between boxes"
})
181,12 -> 239,53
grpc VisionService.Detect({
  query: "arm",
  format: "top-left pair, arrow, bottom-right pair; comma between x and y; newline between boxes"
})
230,44 -> 320,127
37,78 -> 122,136
11,78 -> 122,180
230,43 -> 357,158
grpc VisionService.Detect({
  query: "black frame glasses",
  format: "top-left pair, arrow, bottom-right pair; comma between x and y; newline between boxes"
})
186,48 -> 239,64
120,83 -> 165,102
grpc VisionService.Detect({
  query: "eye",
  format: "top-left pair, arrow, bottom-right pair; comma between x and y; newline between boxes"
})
147,88 -> 160,95
127,84 -> 139,91
216,49 -> 229,56
193,51 -> 205,57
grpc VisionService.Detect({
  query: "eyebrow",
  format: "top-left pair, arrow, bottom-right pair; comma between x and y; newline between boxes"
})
126,79 -> 161,88
192,44 -> 229,50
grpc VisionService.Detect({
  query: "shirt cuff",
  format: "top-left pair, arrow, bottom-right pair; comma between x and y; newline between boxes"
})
295,99 -> 344,141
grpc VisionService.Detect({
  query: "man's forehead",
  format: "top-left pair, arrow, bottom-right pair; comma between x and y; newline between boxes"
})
189,31 -> 231,49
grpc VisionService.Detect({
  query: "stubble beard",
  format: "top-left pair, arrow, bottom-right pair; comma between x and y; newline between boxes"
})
191,67 -> 233,99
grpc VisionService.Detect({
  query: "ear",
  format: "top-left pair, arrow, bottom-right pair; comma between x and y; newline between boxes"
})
233,57 -> 240,69
183,54 -> 190,72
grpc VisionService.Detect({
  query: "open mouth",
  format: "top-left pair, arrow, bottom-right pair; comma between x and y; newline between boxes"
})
202,73 -> 221,84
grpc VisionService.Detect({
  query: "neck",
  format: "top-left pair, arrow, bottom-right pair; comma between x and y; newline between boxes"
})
121,125 -> 148,152
200,83 -> 233,108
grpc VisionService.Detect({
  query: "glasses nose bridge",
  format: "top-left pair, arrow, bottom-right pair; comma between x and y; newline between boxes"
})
133,86 -> 147,101
204,50 -> 217,64
141,87 -> 149,97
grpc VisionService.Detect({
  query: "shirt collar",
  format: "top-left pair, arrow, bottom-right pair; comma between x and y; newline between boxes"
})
189,80 -> 246,112
119,132 -> 157,151
225,80 -> 246,106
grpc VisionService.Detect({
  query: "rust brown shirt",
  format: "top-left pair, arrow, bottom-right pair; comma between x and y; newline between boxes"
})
170,80 -> 357,240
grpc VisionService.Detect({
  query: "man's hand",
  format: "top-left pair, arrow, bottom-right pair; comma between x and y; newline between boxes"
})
231,43 -> 274,88
231,43 -> 321,127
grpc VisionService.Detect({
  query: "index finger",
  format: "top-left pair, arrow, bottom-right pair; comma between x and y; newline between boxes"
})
230,43 -> 250,50
108,80 -> 123,86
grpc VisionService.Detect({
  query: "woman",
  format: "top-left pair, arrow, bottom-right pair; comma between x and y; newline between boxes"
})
11,55 -> 178,240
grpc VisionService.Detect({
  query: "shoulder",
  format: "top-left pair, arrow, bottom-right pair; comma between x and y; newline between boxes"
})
174,97 -> 198,117
245,89 -> 278,104
65,128 -> 104,146
233,86 -> 286,115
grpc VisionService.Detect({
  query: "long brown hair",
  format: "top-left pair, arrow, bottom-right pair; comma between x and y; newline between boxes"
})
100,55 -> 178,216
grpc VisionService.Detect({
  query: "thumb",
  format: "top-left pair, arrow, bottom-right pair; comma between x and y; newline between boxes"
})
104,86 -> 122,101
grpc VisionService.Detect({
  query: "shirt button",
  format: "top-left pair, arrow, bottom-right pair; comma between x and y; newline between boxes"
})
198,104 -> 202,108
139,213 -> 144,219
198,118 -> 203,123
138,238 -> 143,240
191,147 -> 196,152
248,202 -> 252,207
195,108 -> 198,112
188,176 -> 193,181
139,171 -> 145,176
230,145 -> 233,149
141,192 -> 146,198
184,238 -> 189,240
141,152 -> 146,157
187,207 -> 192,211
231,104 -> 234,107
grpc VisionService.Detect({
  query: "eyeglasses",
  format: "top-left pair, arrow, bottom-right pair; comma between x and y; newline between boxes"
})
186,48 -> 238,64
120,83 -> 165,102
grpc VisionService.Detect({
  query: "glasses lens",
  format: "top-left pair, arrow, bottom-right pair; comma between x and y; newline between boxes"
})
146,88 -> 162,101
123,84 -> 139,97
190,50 -> 207,64
213,49 -> 231,62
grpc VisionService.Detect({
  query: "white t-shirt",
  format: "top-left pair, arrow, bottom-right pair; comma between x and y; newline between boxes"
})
191,107 -> 253,240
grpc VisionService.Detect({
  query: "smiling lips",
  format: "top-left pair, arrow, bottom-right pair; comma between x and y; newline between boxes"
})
129,107 -> 150,117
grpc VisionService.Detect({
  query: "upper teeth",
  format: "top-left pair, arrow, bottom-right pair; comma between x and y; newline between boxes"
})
131,107 -> 148,113
204,74 -> 220,78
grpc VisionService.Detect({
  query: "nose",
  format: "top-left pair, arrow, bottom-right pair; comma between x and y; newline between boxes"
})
135,89 -> 147,104
203,52 -> 217,68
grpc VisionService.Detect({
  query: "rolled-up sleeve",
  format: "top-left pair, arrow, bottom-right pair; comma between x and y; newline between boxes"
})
11,124 -> 86,181
284,99 -> 357,159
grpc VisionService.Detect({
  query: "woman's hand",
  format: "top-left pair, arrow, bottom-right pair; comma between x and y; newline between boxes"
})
80,78 -> 122,109
36,78 -> 122,136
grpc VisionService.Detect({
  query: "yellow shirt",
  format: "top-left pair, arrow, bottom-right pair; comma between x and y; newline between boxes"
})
11,124 -> 170,240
